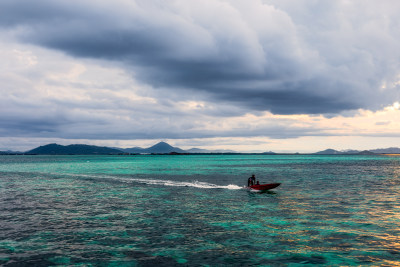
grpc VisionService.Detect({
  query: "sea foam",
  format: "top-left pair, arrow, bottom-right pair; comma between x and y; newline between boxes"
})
65,173 -> 242,190
126,178 -> 242,190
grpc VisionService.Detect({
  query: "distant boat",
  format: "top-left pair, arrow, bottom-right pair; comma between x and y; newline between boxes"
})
248,183 -> 281,191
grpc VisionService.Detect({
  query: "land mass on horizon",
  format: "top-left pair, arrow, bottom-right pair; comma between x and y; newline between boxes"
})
1,142 -> 399,155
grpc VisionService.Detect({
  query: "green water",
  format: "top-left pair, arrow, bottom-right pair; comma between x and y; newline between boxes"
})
1,154 -> 400,266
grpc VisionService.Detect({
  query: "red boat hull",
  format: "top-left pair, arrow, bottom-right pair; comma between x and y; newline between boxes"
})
249,183 -> 281,191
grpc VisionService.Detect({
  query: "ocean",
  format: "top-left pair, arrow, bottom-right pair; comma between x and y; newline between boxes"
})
1,154 -> 400,266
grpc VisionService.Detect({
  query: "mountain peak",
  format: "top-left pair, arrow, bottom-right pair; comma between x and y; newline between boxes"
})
314,149 -> 341,155
150,141 -> 173,149
147,142 -> 184,153
121,142 -> 185,154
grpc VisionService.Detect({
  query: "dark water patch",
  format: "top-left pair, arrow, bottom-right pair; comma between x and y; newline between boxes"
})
3,253 -> 60,266
279,254 -> 327,265
186,249 -> 255,266
323,232 -> 357,241
299,219 -> 330,227
124,251 -> 183,266
350,250 -> 400,266
255,253 -> 328,266
298,229 -> 320,236
78,250 -> 115,261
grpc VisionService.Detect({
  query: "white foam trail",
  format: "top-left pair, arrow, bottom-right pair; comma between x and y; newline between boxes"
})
123,178 -> 242,190
63,173 -> 242,190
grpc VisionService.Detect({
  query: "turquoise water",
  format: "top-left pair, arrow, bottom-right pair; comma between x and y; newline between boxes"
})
1,154 -> 400,266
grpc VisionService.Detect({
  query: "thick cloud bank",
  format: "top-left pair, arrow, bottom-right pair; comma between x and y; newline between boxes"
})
1,0 -> 399,115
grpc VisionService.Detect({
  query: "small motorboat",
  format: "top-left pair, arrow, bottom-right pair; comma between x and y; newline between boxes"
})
248,183 -> 281,191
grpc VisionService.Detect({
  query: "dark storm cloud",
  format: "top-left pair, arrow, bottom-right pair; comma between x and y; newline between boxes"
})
0,111 -> 66,137
1,0 -> 399,115
0,106 -> 319,140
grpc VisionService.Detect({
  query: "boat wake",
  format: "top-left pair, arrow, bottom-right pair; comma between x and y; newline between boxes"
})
64,173 -> 242,190
125,178 -> 242,190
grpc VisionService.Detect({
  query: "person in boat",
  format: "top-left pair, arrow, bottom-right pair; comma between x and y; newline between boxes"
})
256,181 -> 260,185
247,176 -> 252,186
251,174 -> 256,185
248,174 -> 256,186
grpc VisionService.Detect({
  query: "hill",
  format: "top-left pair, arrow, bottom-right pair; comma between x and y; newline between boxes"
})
313,148 -> 400,155
370,147 -> 400,154
120,142 -> 186,154
0,150 -> 22,155
121,142 -> 238,154
314,149 -> 376,155
22,143 -> 400,155
186,148 -> 237,153
314,149 -> 344,155
26,144 -> 122,155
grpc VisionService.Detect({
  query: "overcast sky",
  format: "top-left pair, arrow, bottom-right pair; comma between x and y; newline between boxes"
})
0,0 -> 399,152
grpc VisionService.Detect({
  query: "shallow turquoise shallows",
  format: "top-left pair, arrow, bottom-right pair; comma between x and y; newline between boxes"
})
1,154 -> 400,266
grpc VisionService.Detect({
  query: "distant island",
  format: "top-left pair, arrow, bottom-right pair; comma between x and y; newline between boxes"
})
27,144 -> 122,155
314,148 -> 400,155
4,142 -> 237,155
1,142 -> 400,155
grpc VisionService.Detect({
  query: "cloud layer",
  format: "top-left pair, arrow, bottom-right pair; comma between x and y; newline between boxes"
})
1,0 -> 399,115
1,0 -> 400,151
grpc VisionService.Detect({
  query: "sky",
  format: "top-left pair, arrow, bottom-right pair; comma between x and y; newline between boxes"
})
0,0 -> 399,153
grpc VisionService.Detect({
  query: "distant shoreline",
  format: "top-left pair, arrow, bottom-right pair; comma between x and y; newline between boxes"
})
2,142 -> 400,156
1,152 -> 399,156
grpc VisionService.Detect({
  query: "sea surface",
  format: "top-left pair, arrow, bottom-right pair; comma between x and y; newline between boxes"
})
1,154 -> 400,266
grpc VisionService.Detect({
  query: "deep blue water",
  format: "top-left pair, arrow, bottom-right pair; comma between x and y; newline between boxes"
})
1,154 -> 400,266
